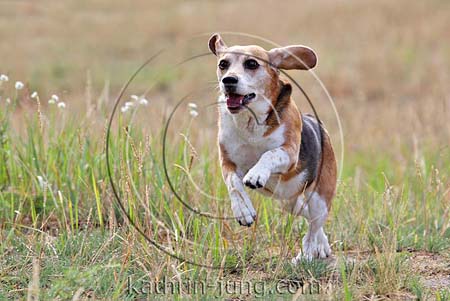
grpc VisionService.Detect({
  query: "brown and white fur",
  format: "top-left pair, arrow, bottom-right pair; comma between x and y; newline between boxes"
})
209,34 -> 337,261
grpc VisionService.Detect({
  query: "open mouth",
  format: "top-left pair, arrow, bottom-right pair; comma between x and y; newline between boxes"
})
225,93 -> 256,113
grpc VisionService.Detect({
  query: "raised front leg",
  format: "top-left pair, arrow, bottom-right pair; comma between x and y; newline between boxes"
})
243,147 -> 295,189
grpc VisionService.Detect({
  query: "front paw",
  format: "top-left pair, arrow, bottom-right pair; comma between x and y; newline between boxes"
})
230,194 -> 256,227
243,165 -> 271,189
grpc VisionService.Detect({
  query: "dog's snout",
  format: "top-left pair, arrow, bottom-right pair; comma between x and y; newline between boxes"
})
222,76 -> 238,85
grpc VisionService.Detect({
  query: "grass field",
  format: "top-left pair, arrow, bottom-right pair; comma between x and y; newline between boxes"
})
1,0 -> 449,299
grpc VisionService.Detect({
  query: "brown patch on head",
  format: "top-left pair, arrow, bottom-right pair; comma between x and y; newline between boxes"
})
224,45 -> 269,61
217,45 -> 272,71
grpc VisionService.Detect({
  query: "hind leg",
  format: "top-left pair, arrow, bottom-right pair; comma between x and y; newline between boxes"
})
291,192 -> 331,263
291,127 -> 336,263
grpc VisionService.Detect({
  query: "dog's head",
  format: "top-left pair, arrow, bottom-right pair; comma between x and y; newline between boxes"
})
208,33 -> 317,115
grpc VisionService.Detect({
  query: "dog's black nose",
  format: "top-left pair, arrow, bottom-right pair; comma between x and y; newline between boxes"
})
222,76 -> 238,85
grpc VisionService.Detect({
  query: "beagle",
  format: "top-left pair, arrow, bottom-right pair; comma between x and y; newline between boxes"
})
208,34 -> 337,261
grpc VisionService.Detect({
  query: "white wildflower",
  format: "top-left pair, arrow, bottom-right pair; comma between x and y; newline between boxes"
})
6,98 -> 11,104
15,81 -> 24,90
0,74 -> 8,82
51,94 -> 59,101
37,175 -> 48,189
139,98 -> 148,106
125,101 -> 134,107
188,102 -> 197,109
189,109 -> 199,118
57,102 -> 66,109
31,91 -> 38,98
121,105 -> 129,113
131,95 -> 139,101
48,99 -> 56,104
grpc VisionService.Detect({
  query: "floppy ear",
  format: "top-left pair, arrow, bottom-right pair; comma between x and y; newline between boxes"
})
268,45 -> 317,70
208,33 -> 227,56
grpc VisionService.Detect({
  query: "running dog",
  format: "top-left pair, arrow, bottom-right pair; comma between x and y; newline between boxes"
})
209,33 -> 337,261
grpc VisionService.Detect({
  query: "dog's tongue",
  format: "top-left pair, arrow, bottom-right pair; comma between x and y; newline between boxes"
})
226,94 -> 244,108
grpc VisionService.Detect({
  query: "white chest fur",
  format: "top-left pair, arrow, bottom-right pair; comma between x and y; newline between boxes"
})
218,105 -> 286,176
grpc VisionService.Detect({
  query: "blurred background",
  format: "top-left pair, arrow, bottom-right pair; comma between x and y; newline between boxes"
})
2,0 -> 449,168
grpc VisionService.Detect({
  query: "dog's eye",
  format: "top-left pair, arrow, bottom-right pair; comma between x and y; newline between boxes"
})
218,60 -> 229,70
244,59 -> 259,70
